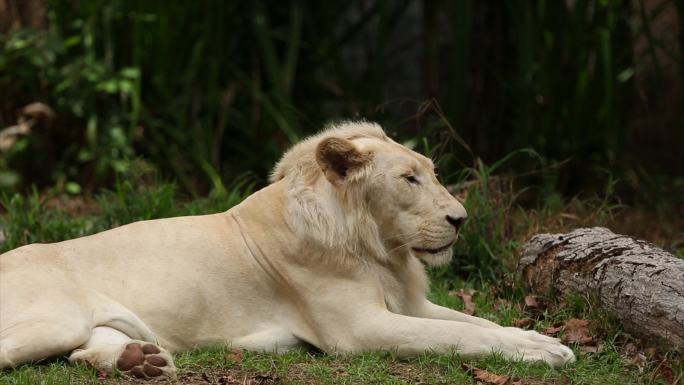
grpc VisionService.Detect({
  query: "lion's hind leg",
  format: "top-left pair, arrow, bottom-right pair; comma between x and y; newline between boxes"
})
0,318 -> 92,369
0,289 -> 94,369
69,326 -> 176,380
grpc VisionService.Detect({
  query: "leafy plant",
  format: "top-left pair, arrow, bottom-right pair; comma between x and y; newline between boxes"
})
0,163 -> 254,253
0,188 -> 89,252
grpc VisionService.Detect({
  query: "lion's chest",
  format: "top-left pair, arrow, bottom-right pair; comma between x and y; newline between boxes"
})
384,290 -> 409,314
376,260 -> 428,316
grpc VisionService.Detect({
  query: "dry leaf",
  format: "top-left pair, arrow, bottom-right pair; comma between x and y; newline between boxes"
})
473,368 -> 511,385
624,342 -> 637,355
513,318 -> 535,328
494,298 -> 512,309
218,375 -> 239,385
226,348 -> 243,362
629,352 -> 647,373
544,325 -> 563,335
561,318 -> 594,345
463,363 -> 511,385
580,343 -> 603,353
653,358 -> 675,384
524,295 -> 539,309
456,289 -> 476,315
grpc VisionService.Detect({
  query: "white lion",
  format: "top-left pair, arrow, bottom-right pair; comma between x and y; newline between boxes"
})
0,122 -> 575,379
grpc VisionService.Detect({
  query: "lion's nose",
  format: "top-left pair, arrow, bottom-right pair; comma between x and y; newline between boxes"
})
445,215 -> 465,231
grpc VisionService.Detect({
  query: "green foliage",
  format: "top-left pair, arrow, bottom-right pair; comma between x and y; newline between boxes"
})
0,0 -> 425,195
0,21 -> 140,191
2,0 -> 680,199
430,147 -> 622,282
0,167 -> 254,253
0,188 -> 89,251
96,178 -> 176,229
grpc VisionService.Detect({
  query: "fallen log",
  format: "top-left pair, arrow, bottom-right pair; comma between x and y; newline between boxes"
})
519,227 -> 684,352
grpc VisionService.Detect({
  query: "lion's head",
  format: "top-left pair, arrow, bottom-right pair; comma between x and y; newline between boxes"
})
270,121 -> 466,267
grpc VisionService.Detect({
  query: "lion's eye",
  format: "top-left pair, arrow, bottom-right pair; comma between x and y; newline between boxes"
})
404,175 -> 419,185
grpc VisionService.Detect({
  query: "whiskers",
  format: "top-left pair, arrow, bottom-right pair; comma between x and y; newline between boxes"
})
382,231 -> 422,255
382,231 -> 420,242
380,229 -> 456,256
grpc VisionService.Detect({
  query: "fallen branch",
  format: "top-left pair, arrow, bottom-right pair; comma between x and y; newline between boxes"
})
519,227 -> 684,352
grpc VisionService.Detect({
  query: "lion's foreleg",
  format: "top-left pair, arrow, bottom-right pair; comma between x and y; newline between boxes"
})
344,312 -> 575,368
417,300 -> 502,329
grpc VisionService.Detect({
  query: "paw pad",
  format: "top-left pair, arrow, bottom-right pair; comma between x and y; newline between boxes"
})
116,342 -> 170,379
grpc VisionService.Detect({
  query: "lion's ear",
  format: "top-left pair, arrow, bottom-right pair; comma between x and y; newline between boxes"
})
315,137 -> 371,185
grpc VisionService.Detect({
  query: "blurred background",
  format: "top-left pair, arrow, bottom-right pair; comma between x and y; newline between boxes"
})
0,0 -> 682,266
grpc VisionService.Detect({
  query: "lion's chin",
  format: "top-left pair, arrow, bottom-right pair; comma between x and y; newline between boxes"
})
414,248 -> 454,267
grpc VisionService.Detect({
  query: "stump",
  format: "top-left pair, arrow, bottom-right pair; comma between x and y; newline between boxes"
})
519,227 -> 684,352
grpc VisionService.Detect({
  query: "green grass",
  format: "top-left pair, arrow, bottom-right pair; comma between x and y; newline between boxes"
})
2,281 -> 681,384
1,169 -> 681,384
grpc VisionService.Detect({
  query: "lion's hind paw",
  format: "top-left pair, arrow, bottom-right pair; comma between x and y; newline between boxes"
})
116,342 -> 177,380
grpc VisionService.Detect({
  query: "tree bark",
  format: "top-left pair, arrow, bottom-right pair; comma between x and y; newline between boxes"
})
519,227 -> 684,352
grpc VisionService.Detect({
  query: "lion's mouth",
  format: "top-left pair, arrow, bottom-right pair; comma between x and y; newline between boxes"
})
412,241 -> 454,255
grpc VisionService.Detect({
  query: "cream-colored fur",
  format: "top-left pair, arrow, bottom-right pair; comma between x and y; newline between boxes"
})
0,121 -> 575,375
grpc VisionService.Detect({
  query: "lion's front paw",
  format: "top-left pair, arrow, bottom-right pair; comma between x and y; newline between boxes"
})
523,338 -> 576,368
498,328 -> 576,368
116,341 -> 177,379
